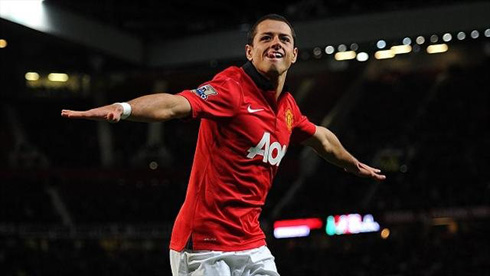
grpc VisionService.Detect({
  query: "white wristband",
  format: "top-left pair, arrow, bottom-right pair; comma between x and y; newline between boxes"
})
115,102 -> 132,120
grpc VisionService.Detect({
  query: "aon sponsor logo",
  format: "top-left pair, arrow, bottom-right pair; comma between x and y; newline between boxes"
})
247,132 -> 286,166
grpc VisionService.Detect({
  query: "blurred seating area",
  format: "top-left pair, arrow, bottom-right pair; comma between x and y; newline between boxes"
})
1,219 -> 488,276
271,219 -> 490,276
279,58 -> 489,219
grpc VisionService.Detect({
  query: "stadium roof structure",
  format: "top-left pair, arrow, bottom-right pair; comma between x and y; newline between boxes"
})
1,0 -> 489,69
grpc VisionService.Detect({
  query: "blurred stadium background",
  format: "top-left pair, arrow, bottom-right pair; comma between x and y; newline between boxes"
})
1,0 -> 489,275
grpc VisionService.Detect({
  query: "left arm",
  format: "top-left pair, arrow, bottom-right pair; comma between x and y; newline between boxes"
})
302,125 -> 386,181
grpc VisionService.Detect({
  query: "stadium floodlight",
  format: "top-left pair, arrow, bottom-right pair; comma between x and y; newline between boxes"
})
391,45 -> 412,54
375,49 -> 395,59
25,72 -> 40,81
0,0 -> 47,30
356,52 -> 369,62
48,73 -> 69,82
427,44 -> 448,54
471,30 -> 480,39
335,51 -> 356,61
457,32 -> 466,40
376,40 -> 386,49
325,46 -> 335,54
442,33 -> 452,42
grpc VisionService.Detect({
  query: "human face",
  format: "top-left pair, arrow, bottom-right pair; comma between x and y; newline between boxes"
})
246,19 -> 298,79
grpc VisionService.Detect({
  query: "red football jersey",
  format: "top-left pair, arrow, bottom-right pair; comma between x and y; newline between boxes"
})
170,62 -> 316,251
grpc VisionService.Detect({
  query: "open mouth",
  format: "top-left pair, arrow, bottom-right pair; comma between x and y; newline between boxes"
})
266,51 -> 284,59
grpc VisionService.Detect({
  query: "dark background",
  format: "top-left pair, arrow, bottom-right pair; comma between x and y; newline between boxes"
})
1,0 -> 489,275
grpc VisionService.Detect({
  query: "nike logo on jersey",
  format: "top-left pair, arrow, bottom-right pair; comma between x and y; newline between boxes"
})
247,105 -> 264,113
247,132 -> 286,166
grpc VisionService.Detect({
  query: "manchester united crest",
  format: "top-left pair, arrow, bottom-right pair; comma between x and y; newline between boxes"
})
285,109 -> 294,132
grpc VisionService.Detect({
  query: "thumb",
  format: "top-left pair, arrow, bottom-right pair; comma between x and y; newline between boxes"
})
106,110 -> 121,123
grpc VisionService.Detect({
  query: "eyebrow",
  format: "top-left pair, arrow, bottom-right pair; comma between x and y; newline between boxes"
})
260,32 -> 292,38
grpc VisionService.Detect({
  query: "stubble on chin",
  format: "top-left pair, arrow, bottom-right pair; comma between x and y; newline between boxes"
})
265,63 -> 288,78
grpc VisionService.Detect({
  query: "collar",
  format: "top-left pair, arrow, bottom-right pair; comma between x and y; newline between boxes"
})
242,61 -> 289,93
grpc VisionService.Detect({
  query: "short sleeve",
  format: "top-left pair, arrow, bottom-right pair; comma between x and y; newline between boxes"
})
289,96 -> 316,144
178,78 -> 242,120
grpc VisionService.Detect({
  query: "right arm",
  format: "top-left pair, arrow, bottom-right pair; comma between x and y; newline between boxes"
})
61,93 -> 191,123
302,125 -> 386,181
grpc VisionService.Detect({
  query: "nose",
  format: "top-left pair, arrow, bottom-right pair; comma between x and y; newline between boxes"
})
271,36 -> 282,49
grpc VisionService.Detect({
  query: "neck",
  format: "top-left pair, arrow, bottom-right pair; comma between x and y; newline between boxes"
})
243,61 -> 288,99
268,74 -> 286,100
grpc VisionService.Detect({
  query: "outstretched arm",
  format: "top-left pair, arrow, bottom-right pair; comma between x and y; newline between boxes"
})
302,125 -> 386,181
61,93 -> 191,123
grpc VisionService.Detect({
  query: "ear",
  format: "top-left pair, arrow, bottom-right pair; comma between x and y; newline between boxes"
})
291,47 -> 298,64
245,44 -> 253,61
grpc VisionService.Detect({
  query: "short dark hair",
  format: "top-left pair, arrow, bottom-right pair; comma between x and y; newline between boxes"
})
247,14 -> 296,47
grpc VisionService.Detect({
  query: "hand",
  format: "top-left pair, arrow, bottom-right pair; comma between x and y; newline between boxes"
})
347,162 -> 386,181
61,104 -> 124,123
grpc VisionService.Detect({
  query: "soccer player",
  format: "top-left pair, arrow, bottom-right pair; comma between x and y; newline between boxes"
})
62,14 -> 385,276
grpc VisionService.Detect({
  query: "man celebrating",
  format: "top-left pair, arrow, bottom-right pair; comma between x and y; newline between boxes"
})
62,14 -> 385,276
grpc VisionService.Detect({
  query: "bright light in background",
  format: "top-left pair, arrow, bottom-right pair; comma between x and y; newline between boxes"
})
334,51 -> 356,61
273,218 -> 323,239
356,52 -> 369,62
326,214 -> 380,236
313,47 -> 322,58
325,46 -> 335,54
149,161 -> 158,170
442,33 -> 452,42
375,49 -> 395,59
338,44 -> 347,52
350,43 -> 359,51
427,44 -> 448,54
485,29 -> 490,38
471,30 -> 479,39
381,228 -> 390,239
25,72 -> 40,81
402,37 -> 411,45
376,40 -> 386,49
430,35 -> 439,43
0,0 -> 47,30
274,225 -> 310,239
274,215 -> 380,239
391,45 -> 412,54
0,39 -> 7,48
416,36 -> 425,45
48,73 -> 69,82
457,32 -> 466,40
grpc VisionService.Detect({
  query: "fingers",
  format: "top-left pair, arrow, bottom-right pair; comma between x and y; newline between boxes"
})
61,109 -> 118,122
61,105 -> 122,122
358,162 -> 386,181
106,112 -> 121,123
373,173 -> 386,181
61,109 -> 88,119
359,162 -> 381,173
369,169 -> 386,181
